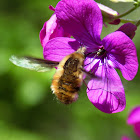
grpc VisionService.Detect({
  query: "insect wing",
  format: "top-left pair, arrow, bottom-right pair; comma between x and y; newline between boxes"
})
9,55 -> 59,72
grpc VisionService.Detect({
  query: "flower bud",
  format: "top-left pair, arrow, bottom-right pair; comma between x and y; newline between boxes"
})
110,0 -> 134,3
97,3 -> 120,25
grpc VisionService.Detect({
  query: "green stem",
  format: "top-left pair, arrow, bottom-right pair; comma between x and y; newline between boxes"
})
115,6 -> 138,19
120,18 -> 137,24
135,20 -> 140,26
120,18 -> 140,27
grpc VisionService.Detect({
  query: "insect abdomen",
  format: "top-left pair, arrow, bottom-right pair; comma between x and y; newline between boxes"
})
52,75 -> 81,104
57,73 -> 81,104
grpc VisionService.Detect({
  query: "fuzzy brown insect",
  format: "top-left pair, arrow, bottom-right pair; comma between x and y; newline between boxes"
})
51,47 -> 86,104
10,47 -> 95,104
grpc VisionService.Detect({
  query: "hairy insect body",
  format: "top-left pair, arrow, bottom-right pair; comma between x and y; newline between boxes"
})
51,48 -> 86,104
10,47 -> 87,104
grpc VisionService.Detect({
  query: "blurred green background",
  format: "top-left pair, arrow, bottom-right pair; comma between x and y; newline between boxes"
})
0,0 -> 140,140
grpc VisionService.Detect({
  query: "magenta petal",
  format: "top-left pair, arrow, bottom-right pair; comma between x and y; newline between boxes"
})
109,19 -> 120,25
127,106 -> 140,125
43,37 -> 80,61
87,64 -> 125,113
102,31 -> 138,81
134,122 -> 140,138
117,23 -> 137,39
49,5 -> 55,11
55,0 -> 102,49
40,14 -> 57,47
127,106 -> 140,138
39,14 -> 70,48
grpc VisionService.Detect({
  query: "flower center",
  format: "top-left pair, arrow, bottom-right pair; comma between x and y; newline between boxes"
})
97,47 -> 106,56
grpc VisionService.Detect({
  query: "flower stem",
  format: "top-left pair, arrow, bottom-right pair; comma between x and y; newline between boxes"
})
120,18 -> 140,26
135,19 -> 140,26
115,6 -> 138,19
120,18 -> 137,24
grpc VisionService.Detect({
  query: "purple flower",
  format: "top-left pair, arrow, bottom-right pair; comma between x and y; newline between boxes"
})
40,2 -> 121,47
40,2 -> 121,48
43,0 -> 138,113
127,106 -> 140,138
39,5 -> 70,48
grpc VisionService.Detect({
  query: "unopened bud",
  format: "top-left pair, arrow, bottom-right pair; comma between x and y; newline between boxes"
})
110,0 -> 134,3
97,3 -> 120,25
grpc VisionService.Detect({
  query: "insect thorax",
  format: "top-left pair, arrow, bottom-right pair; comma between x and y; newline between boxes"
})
97,47 -> 106,56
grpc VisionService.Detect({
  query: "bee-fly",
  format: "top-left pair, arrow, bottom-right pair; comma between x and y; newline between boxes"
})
9,47 -> 97,104
51,47 -> 86,104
